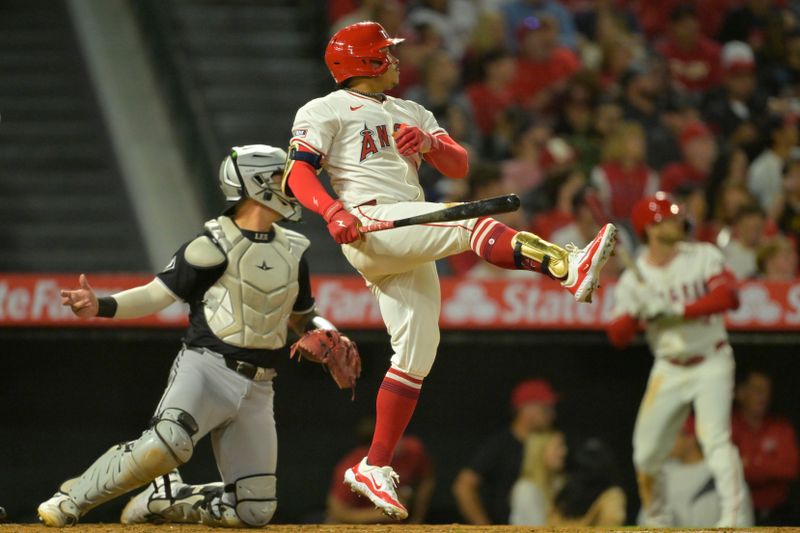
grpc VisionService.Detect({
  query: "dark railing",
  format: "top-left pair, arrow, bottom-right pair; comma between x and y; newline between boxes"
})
128,0 -> 223,217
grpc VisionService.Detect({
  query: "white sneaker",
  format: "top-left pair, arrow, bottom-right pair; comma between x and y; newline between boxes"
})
120,470 -> 184,524
561,223 -> 617,303
37,492 -> 80,527
343,457 -> 407,520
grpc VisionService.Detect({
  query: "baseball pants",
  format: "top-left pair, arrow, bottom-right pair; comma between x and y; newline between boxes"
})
342,201 -> 478,377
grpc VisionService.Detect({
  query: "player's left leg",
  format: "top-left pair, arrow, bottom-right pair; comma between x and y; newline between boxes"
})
692,350 -> 748,527
342,263 -> 440,520
201,370 -> 279,527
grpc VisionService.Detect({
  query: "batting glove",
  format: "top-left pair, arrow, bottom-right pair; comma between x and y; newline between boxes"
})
639,292 -> 685,323
323,200 -> 361,244
394,125 -> 441,156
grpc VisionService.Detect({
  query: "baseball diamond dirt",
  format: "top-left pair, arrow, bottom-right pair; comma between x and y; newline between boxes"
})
0,525 -> 796,532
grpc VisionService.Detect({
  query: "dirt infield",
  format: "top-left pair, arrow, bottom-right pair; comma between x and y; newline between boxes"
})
1,526 -> 797,533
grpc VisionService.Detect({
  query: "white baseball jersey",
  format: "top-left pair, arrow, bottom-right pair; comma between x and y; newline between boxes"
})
290,90 -> 447,208
610,242 -> 729,360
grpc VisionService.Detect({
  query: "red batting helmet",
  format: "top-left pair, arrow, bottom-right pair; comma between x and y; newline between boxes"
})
631,192 -> 681,237
325,21 -> 404,84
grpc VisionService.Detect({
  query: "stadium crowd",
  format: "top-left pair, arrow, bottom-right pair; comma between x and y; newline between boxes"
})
326,0 -> 800,280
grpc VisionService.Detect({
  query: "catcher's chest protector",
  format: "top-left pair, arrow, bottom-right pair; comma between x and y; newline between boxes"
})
203,216 -> 309,349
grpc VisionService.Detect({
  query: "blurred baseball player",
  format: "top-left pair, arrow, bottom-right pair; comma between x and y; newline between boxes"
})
37,145 -> 359,528
283,21 -> 616,519
606,193 -> 747,527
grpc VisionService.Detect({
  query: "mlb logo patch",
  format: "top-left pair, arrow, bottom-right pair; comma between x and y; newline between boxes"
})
293,129 -> 308,138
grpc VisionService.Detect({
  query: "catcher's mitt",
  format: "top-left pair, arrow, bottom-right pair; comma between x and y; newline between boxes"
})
290,329 -> 361,398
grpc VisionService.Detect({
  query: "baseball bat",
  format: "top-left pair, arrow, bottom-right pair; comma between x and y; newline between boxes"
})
360,194 -> 521,233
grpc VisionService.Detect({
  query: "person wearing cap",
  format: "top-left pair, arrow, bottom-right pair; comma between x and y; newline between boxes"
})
453,379 -> 557,525
510,15 -> 581,112
748,113 -> 799,213
660,121 -> 718,194
703,41 -> 766,149
606,193 -> 747,527
619,62 -> 682,170
640,415 -> 754,527
657,4 -> 722,94
500,0 -> 579,52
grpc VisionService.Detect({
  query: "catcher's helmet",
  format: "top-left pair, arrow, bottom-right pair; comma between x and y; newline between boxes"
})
219,145 -> 301,221
631,192 -> 680,237
325,21 -> 404,84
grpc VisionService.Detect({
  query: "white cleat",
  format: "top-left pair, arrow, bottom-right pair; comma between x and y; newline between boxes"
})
37,492 -> 80,527
561,223 -> 617,303
120,470 -> 184,524
343,457 -> 408,520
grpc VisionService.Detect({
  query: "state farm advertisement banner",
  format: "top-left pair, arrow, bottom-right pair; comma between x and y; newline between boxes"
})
1,274 -> 800,330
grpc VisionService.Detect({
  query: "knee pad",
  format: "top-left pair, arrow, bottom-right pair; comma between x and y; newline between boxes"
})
234,474 -> 277,526
199,474 -> 277,527
134,408 -> 197,474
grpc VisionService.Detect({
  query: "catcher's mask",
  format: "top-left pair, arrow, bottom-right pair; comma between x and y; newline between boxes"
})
219,144 -> 302,222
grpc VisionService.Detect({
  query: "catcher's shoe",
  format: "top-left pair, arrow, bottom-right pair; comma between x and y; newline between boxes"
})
561,223 -> 617,303
120,470 -> 187,524
344,457 -> 408,520
37,492 -> 80,527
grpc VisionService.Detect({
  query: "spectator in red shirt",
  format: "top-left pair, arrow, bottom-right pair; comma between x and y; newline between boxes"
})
590,121 -> 659,223
465,51 -> 517,138
511,15 -> 581,112
327,419 -> 434,524
657,4 -> 722,94
661,121 -> 718,193
732,370 -> 800,525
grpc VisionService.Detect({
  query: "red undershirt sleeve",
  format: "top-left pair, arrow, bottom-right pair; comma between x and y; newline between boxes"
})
286,159 -> 335,217
423,134 -> 469,179
606,314 -> 639,349
683,270 -> 740,318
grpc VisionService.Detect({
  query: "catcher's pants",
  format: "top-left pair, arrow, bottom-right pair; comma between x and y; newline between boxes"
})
156,346 -> 277,485
633,349 -> 747,526
342,201 -> 478,377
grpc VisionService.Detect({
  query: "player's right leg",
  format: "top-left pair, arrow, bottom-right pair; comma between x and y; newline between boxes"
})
37,407 -> 197,527
346,201 -> 616,302
38,347 -> 234,527
632,362 -> 692,527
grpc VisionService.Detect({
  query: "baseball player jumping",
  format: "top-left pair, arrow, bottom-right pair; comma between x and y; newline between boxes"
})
37,145 -> 359,528
607,193 -> 748,527
283,21 -> 617,519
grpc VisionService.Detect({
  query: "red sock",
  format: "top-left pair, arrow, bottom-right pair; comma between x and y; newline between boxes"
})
470,217 -> 545,272
366,367 -> 422,466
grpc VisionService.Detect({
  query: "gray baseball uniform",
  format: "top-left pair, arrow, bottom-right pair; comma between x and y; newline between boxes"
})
41,215 -> 313,528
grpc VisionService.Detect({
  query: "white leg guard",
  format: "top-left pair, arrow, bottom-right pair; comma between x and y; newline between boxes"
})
199,474 -> 277,527
61,408 -> 197,516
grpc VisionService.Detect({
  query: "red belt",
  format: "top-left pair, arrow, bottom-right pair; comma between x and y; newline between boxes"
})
666,340 -> 728,367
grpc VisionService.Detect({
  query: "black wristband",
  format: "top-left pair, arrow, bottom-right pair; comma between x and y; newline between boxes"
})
96,296 -> 118,318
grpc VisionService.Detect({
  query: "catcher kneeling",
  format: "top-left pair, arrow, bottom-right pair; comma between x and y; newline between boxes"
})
38,145 -> 360,528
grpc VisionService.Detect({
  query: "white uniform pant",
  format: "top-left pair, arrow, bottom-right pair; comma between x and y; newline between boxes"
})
155,346 -> 277,486
633,349 -> 747,526
343,201 -> 478,377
